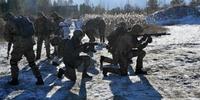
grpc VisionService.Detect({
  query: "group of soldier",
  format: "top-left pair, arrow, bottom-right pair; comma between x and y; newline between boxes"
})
2,11 -> 152,86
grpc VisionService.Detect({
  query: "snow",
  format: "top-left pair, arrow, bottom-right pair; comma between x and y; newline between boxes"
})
146,6 -> 200,25
0,25 -> 200,99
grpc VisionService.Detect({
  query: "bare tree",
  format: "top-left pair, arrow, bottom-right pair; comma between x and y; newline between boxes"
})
146,0 -> 159,14
170,0 -> 185,7
84,0 -> 90,5
190,0 -> 200,7
68,0 -> 73,5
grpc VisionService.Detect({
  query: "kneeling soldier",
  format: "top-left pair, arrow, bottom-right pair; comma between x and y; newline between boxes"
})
101,24 -> 152,76
57,30 -> 97,81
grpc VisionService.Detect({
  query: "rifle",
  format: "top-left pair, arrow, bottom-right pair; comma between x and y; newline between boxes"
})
81,42 -> 99,53
83,42 -> 99,46
133,32 -> 171,37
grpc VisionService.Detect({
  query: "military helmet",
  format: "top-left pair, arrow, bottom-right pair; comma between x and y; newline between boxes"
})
132,24 -> 144,34
118,22 -> 127,28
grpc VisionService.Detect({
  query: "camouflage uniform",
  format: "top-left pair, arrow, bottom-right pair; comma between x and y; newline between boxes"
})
57,30 -> 92,81
50,12 -> 64,58
106,22 -> 128,64
83,17 -> 106,43
3,13 -> 44,85
101,24 -> 151,76
35,12 -> 52,60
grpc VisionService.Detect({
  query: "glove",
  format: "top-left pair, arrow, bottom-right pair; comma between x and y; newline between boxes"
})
147,36 -> 153,43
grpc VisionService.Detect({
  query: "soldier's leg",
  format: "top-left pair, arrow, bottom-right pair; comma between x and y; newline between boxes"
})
102,34 -> 105,43
102,67 -> 121,77
36,36 -> 44,60
100,56 -> 115,70
135,50 -> 146,70
99,28 -> 105,43
131,50 -> 147,74
25,48 -> 44,85
78,56 -> 92,79
8,48 -> 23,85
62,63 -> 77,81
44,37 -> 51,59
85,31 -> 96,52
118,58 -> 129,76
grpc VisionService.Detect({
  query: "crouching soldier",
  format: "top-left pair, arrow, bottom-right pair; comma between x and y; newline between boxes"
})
3,12 -> 44,85
57,30 -> 97,81
100,24 -> 152,76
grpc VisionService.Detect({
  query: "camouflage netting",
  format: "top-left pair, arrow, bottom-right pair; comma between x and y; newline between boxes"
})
83,13 -> 146,36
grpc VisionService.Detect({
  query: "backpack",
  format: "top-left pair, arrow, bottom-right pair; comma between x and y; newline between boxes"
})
13,16 -> 34,38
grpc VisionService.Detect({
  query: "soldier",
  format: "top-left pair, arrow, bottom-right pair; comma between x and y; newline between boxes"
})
3,12 -> 44,85
34,12 -> 52,60
104,22 -> 128,65
82,17 -> 106,52
96,17 -> 106,43
50,12 -> 64,37
57,30 -> 96,81
50,12 -> 65,65
100,24 -> 152,76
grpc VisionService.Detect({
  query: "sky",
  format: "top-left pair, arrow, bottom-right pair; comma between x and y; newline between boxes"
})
53,0 -> 192,9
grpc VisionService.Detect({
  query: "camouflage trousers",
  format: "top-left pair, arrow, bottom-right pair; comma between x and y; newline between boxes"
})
61,56 -> 91,81
36,36 -> 50,59
85,31 -> 96,52
10,43 -> 42,80
101,50 -> 146,76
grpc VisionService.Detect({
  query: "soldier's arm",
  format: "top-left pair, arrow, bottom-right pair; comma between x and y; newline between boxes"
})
76,42 -> 98,53
138,36 -> 148,44
138,36 -> 152,50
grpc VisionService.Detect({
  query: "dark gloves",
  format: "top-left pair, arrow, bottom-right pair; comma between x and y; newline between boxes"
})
147,36 -> 152,43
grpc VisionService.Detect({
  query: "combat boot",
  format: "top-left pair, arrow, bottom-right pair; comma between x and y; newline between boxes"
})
8,66 -> 19,85
57,68 -> 64,79
8,79 -> 19,86
64,67 -> 77,82
102,67 -> 121,77
36,77 -> 44,85
82,73 -> 92,79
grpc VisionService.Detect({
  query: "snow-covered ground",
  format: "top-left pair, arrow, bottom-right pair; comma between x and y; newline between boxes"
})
0,25 -> 200,100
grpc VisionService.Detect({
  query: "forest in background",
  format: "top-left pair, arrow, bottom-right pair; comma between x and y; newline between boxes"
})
0,0 -> 200,17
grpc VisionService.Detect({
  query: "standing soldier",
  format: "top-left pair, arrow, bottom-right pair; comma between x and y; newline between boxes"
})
3,12 -> 44,85
83,17 -> 106,43
96,17 -> 106,43
50,12 -> 65,65
35,12 -> 52,60
101,24 -> 152,76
